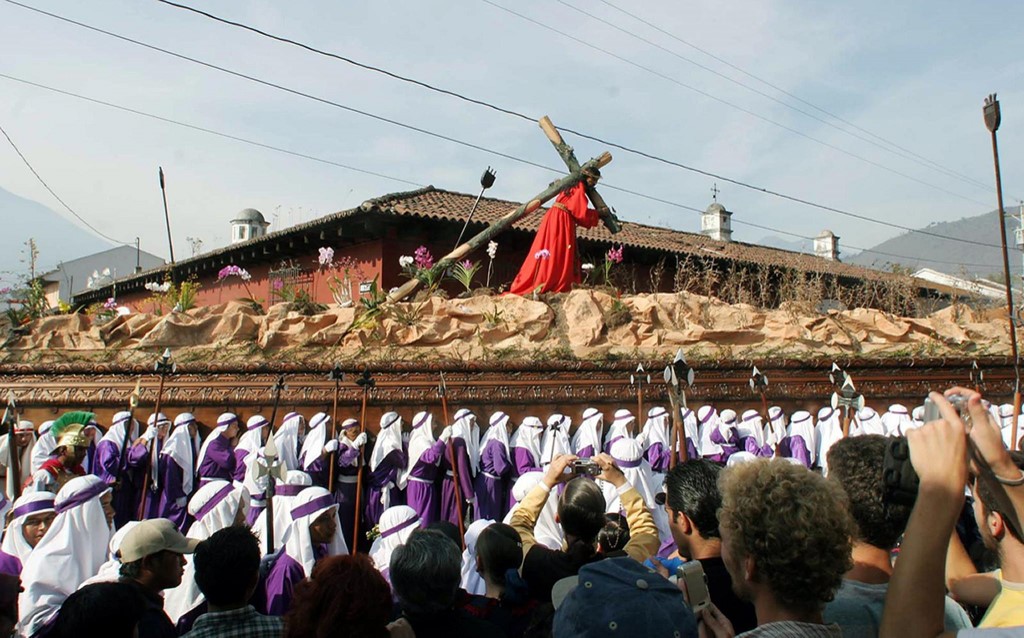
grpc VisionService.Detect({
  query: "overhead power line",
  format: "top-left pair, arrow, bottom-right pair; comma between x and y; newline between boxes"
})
4,0 -> 1015,253
147,0 -> 1015,253
0,121 -> 132,246
480,0 -> 994,209
0,72 -> 1002,270
589,0 -> 997,194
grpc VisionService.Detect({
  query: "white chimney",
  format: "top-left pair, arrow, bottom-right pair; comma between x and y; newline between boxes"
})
701,202 -> 732,242
814,230 -> 840,261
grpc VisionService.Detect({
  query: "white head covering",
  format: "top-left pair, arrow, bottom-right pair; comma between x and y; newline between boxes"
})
399,412 -> 436,491
787,411 -> 817,465
604,409 -> 635,448
765,406 -> 788,450
737,410 -> 766,448
98,411 -> 139,456
502,472 -> 562,550
274,412 -> 305,472
540,414 -> 571,466
606,438 -> 668,543
572,408 -> 603,457
815,407 -> 843,474
696,406 -> 721,457
460,518 -> 495,596
726,451 -> 759,467
20,475 -> 112,635
79,520 -> 140,588
510,417 -> 544,467
252,470 -> 312,556
999,404 -> 1020,449
640,407 -> 671,453
911,406 -> 925,428
197,412 -> 239,471
30,421 -> 56,475
483,412 -> 511,458
852,407 -> 885,437
370,412 -> 404,472
1,491 -> 55,564
164,480 -> 251,624
282,486 -> 348,577
452,409 -> 481,475
680,407 -> 699,454
882,404 -> 912,436
369,505 -> 420,575
299,413 -> 330,471
160,413 -> 201,496
237,415 -> 269,458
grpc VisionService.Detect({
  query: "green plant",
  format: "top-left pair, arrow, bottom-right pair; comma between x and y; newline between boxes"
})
450,260 -> 481,292
482,304 -> 505,328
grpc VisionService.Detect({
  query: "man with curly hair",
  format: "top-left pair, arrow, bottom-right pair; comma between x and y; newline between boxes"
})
824,435 -> 971,636
700,458 -> 855,637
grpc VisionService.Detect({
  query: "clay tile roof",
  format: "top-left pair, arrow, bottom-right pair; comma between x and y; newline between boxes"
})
362,187 -> 920,285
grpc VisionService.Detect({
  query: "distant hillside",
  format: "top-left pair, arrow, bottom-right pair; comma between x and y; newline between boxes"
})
755,235 -> 813,255
0,186 -> 111,283
847,208 -> 1024,278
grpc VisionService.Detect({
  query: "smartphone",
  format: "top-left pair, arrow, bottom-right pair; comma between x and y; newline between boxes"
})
677,560 -> 710,612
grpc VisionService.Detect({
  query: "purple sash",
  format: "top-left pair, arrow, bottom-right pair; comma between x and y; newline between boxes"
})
291,494 -> 335,521
11,499 -> 55,519
194,483 -> 235,521
613,457 -> 642,469
381,516 -> 419,539
54,481 -> 109,514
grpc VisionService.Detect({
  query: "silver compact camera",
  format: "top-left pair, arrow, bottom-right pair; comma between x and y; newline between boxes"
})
922,393 -> 967,423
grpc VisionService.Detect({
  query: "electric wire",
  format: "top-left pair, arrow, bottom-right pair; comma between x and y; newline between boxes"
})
3,1 -> 1016,258
0,121 -> 132,246
148,0 -> 1016,252
1,72 -> 1001,271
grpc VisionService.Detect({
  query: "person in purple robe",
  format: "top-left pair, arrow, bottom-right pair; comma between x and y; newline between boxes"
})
440,409 -> 478,527
638,406 -> 672,473
262,486 -> 348,616
196,413 -> 239,483
298,412 -> 332,487
765,406 -> 788,456
783,410 -> 815,468
0,491 -> 55,576
325,418 -> 367,549
398,412 -> 451,526
603,409 -> 636,450
473,412 -> 513,522
540,414 -> 571,467
737,409 -> 773,458
235,415 -> 270,486
678,407 -> 700,462
510,416 -> 544,478
251,470 -> 312,555
365,412 -> 407,528
155,413 -> 201,530
273,412 -> 305,472
132,412 -> 172,520
92,410 -> 142,528
572,408 -> 603,459
697,406 -> 736,464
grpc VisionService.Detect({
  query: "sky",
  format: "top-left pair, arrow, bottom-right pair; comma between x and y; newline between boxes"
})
1,0 -> 1023,269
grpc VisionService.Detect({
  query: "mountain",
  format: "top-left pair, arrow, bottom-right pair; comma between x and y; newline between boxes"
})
754,235 -> 813,254
0,186 -> 111,282
846,207 -> 1023,278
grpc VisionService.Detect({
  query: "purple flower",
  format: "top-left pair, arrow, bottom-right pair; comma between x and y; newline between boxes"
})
606,245 -> 624,264
218,264 -> 251,282
414,246 -> 434,270
271,279 -> 284,291
461,260 -> 474,269
103,297 -> 117,310
0,287 -> 10,296
534,249 -> 551,260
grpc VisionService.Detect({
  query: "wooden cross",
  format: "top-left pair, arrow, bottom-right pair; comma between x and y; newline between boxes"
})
384,117 -> 613,303
538,117 -> 620,234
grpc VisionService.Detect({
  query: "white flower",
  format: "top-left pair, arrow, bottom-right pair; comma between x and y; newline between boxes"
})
399,256 -> 415,268
116,306 -> 131,316
487,241 -> 498,259
318,246 -> 335,267
534,249 -> 551,260
144,282 -> 159,292
159,282 -> 171,292
582,263 -> 595,271
239,268 -> 252,281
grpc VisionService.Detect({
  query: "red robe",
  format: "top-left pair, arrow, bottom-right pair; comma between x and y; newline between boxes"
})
508,182 -> 599,295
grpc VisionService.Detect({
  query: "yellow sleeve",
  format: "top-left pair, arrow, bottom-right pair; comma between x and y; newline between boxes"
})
510,483 -> 550,567
618,485 -> 660,562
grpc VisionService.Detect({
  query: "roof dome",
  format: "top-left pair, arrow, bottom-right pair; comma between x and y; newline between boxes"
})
232,208 -> 267,224
705,202 -> 729,215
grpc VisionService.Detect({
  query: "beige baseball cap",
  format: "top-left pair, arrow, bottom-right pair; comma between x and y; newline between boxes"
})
119,518 -> 199,563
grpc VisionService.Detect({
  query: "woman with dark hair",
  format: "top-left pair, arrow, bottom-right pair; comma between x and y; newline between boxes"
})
459,523 -> 537,638
284,554 -> 392,638
597,512 -> 630,554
